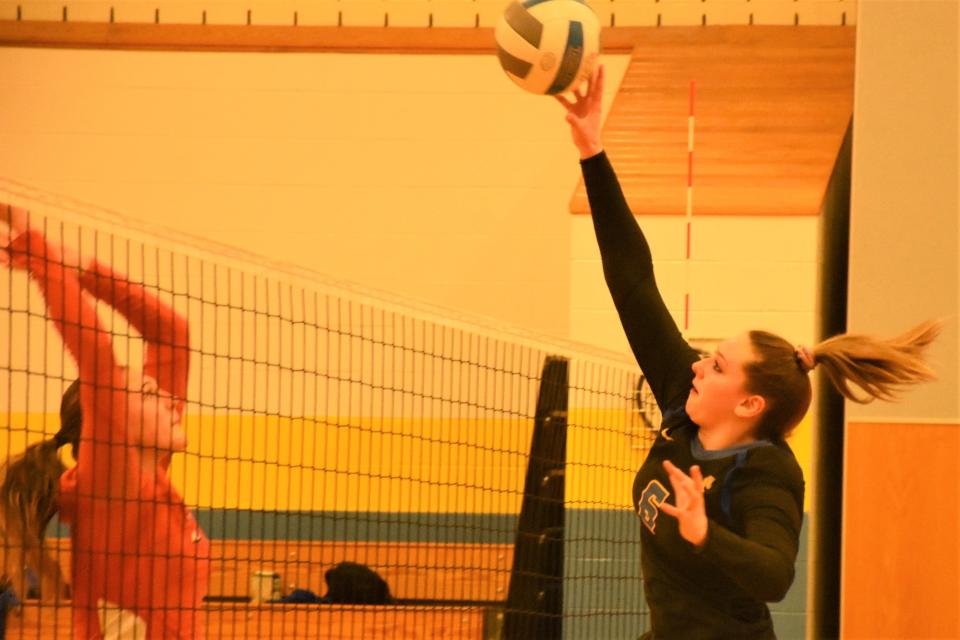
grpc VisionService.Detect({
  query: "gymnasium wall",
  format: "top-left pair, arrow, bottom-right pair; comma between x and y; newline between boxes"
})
0,48 -> 620,338
843,1 -> 959,638
0,17 -> 845,639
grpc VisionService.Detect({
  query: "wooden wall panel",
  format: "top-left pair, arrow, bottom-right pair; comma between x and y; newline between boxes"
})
0,22 -> 778,54
571,26 -> 856,216
10,540 -> 513,603
5,602 -> 492,639
842,421 -> 960,639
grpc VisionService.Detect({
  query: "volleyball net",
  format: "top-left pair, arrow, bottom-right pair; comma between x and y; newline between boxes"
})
0,179 -> 660,639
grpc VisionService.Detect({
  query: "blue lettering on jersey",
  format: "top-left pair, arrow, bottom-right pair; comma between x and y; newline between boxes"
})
638,479 -> 670,533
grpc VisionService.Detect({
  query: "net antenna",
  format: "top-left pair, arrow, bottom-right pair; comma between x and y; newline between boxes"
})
634,375 -> 662,434
504,356 -> 568,638
633,342 -> 714,434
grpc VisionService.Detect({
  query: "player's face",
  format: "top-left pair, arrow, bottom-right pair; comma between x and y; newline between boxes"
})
685,333 -> 756,430
125,369 -> 186,452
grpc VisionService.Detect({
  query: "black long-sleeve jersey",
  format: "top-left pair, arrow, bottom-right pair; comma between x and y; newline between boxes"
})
581,152 -> 805,639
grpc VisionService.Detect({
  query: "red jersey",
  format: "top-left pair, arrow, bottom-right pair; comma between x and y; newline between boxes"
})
17,231 -> 210,639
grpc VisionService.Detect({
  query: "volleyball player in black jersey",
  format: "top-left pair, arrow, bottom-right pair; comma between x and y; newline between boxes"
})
557,66 -> 940,639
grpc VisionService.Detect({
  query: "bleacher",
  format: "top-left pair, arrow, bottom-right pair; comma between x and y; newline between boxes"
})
3,540 -> 512,639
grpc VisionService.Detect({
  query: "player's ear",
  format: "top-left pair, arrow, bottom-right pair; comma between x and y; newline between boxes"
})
734,394 -> 765,419
141,375 -> 159,394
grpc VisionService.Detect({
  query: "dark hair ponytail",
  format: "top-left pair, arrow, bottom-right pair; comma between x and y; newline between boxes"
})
56,379 -> 81,460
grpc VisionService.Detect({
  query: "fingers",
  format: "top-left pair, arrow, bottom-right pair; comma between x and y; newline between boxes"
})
0,231 -> 14,269
660,460 -> 708,540
662,463 -> 693,515
555,94 -> 574,111
660,501 -> 680,518
663,460 -> 702,488
663,460 -> 704,505
690,465 -> 705,494
2,205 -> 30,235
588,63 -> 603,96
662,460 -> 687,496
591,64 -> 605,105
662,463 -> 684,500
663,460 -> 690,484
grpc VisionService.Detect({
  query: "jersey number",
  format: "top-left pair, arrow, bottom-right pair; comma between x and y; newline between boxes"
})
638,480 -> 670,533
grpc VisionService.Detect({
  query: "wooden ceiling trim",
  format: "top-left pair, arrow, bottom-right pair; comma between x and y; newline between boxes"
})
571,25 -> 856,216
0,22 -> 680,53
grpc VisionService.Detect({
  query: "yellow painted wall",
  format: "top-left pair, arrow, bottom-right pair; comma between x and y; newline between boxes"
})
2,407 -> 811,513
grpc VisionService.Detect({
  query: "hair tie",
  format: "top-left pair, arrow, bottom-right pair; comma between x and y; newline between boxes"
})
795,346 -> 816,373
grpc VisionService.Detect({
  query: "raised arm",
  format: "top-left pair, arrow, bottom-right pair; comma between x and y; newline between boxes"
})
581,153 -> 699,409
79,260 -> 190,403
3,225 -> 123,442
558,65 -> 698,410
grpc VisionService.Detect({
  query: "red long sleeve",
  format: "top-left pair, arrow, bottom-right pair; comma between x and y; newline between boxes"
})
17,231 -> 115,386
15,230 -> 208,638
80,261 -> 190,402
11,230 -> 130,495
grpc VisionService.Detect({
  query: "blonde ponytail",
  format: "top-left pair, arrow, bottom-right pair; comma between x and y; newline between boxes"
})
0,439 -> 69,601
813,319 -> 942,403
0,380 -> 80,601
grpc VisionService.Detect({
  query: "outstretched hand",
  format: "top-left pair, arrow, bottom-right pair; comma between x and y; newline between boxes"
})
0,203 -> 31,271
1,204 -> 90,274
555,64 -> 605,160
660,460 -> 709,548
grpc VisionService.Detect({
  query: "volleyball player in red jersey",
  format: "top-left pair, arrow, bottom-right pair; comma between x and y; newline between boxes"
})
1,205 -> 209,639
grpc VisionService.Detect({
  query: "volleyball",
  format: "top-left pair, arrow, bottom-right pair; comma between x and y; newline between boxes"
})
494,0 -> 600,95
